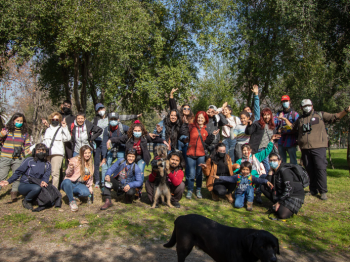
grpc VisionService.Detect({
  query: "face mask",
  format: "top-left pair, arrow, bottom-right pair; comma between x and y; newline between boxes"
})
133,131 -> 142,138
282,102 -> 290,108
110,120 -> 118,127
217,152 -> 225,158
303,106 -> 312,113
270,161 -> 279,169
51,120 -> 59,127
15,122 -> 23,128
248,112 -> 252,117
99,110 -> 105,117
63,107 -> 71,114
37,152 -> 46,160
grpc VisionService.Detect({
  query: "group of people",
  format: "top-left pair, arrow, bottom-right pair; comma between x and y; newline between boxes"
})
0,87 -> 349,219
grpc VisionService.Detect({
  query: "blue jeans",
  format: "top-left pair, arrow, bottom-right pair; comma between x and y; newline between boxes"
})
18,183 -> 42,202
101,150 -> 125,184
178,140 -> 190,184
61,179 -> 90,202
258,147 -> 270,174
278,144 -> 298,164
234,186 -> 254,208
73,152 -> 79,157
223,138 -> 236,163
187,156 -> 205,192
136,159 -> 146,187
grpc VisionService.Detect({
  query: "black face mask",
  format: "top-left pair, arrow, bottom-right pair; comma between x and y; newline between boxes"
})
36,152 -> 46,160
51,120 -> 59,127
63,107 -> 71,114
217,152 -> 225,158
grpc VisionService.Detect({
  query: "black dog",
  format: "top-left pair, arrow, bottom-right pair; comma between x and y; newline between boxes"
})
164,214 -> 279,262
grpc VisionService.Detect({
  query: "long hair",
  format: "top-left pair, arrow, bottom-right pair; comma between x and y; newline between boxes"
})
164,109 -> 182,148
6,112 -> 28,135
258,108 -> 275,130
78,145 -> 93,180
210,142 -> 228,165
33,143 -> 49,162
192,111 -> 209,129
167,151 -> 186,170
180,104 -> 194,124
127,121 -> 148,138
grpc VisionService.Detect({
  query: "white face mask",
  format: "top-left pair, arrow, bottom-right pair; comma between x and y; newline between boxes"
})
303,106 -> 312,113
99,110 -> 105,117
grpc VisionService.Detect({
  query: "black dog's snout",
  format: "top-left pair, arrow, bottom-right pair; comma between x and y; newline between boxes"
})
270,257 -> 277,262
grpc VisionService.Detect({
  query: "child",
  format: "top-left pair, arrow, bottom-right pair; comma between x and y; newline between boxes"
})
213,161 -> 273,211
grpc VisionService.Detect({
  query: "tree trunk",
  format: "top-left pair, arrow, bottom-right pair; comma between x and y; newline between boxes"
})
60,53 -> 71,101
73,52 -> 81,112
88,66 -> 98,105
80,52 -> 88,113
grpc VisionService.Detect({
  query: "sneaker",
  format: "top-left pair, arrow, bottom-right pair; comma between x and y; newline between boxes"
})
196,189 -> 202,199
87,196 -> 92,205
69,200 -> 79,212
186,191 -> 192,199
94,184 -> 100,189
172,201 -> 181,208
320,193 -> 328,200
22,199 -> 33,210
247,201 -> 253,211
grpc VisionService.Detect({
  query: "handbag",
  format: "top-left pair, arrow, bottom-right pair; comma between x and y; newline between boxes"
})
196,128 -> 209,160
49,127 -> 61,155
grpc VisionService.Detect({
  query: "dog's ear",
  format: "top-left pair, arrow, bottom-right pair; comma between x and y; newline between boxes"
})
274,236 -> 280,255
244,232 -> 256,253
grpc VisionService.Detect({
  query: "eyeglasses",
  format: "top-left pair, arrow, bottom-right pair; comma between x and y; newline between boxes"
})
52,118 -> 60,121
183,108 -> 190,111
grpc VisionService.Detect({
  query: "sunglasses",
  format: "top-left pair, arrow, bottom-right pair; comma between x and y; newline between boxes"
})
52,118 -> 60,121
183,108 -> 191,111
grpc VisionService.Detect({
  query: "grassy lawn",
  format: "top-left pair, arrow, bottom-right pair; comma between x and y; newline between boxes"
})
0,149 -> 349,255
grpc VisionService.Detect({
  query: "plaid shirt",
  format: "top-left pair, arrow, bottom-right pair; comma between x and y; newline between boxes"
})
274,110 -> 299,148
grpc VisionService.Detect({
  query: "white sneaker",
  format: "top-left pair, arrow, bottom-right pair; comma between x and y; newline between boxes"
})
70,200 -> 79,212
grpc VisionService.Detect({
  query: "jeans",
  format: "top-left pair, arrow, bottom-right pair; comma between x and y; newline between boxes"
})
73,152 -> 79,157
278,144 -> 298,165
0,157 -> 23,192
101,150 -> 125,184
61,179 -> 90,202
136,159 -> 146,187
234,186 -> 254,208
223,138 -> 236,163
178,140 -> 190,185
258,147 -> 270,174
18,183 -> 42,202
187,156 -> 205,192
93,140 -> 103,185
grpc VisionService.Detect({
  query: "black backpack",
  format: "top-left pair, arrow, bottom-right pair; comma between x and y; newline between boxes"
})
280,163 -> 309,188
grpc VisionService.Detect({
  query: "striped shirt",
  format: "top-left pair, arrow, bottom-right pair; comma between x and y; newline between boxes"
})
231,124 -> 250,144
0,129 -> 31,159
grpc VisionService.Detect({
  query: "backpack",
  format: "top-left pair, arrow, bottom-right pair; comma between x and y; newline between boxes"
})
279,163 -> 309,188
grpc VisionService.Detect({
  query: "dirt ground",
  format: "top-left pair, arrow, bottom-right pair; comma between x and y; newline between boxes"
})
1,238 -> 349,262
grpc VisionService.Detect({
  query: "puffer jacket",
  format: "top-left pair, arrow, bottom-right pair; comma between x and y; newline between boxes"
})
105,158 -> 142,188
186,124 -> 215,157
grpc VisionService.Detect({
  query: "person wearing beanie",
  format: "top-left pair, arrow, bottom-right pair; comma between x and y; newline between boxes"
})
284,99 -> 350,200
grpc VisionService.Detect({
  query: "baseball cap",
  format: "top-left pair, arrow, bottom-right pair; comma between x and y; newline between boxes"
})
95,103 -> 105,111
300,99 -> 313,107
281,95 -> 290,101
208,105 -> 218,111
108,112 -> 119,119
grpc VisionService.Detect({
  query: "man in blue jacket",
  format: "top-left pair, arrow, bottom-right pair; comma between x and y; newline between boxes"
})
100,149 -> 142,209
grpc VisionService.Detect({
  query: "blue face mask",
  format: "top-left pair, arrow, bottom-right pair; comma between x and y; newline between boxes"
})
270,161 -> 279,170
15,122 -> 23,128
282,102 -> 290,109
133,131 -> 142,138
110,120 -> 118,127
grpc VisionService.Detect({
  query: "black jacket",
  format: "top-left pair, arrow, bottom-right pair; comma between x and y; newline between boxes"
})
71,120 -> 103,149
28,176 -> 62,210
206,114 -> 228,151
59,110 -> 75,127
245,121 -> 276,154
110,134 -> 165,165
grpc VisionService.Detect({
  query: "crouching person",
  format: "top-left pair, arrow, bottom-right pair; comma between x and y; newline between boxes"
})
61,145 -> 94,212
213,161 -> 273,211
100,149 -> 142,209
146,151 -> 185,208
0,143 -> 51,210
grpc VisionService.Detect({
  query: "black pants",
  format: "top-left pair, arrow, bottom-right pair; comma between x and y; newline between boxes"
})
261,176 -> 294,219
103,177 -> 136,199
234,143 -> 243,162
93,140 -> 103,185
212,179 -> 236,196
301,147 -> 328,193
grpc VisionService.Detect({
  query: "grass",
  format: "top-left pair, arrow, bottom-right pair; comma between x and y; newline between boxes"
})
0,149 -> 349,256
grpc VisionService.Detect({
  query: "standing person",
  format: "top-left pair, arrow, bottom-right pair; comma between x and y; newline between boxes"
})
107,120 -> 168,197
0,113 -> 31,201
284,100 -> 350,200
274,95 -> 299,164
231,111 -> 251,161
100,112 -> 130,187
185,111 -> 218,199
61,145 -> 94,212
206,103 -> 228,154
0,143 -> 52,210
243,85 -> 261,122
100,149 -> 143,209
245,108 -> 276,174
71,112 -> 103,157
146,151 -> 186,208
59,100 -> 75,160
221,105 -> 241,163
42,112 -> 71,189
152,123 -> 164,153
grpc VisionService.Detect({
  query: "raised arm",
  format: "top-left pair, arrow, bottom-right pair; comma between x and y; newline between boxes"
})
169,88 -> 178,110
252,85 -> 260,121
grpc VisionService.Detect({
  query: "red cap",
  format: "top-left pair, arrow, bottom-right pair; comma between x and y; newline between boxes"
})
281,95 -> 290,101
134,120 -> 141,124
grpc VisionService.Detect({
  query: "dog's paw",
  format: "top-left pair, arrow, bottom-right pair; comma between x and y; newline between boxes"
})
157,160 -> 163,167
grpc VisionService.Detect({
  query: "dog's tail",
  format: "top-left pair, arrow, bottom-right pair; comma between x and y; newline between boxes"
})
163,224 -> 176,248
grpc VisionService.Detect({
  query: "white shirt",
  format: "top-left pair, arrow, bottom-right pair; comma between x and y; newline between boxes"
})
43,125 -> 71,156
221,115 -> 241,138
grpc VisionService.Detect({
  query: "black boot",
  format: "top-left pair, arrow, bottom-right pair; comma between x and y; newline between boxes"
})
22,199 -> 33,210
255,192 -> 262,204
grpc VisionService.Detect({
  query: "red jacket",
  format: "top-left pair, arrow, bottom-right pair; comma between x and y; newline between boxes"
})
187,124 -> 211,157
148,169 -> 184,186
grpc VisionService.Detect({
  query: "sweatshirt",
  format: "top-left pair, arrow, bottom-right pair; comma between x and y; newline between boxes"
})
218,174 -> 268,195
